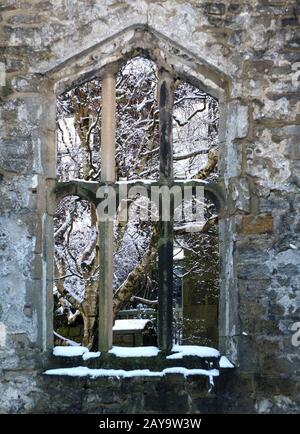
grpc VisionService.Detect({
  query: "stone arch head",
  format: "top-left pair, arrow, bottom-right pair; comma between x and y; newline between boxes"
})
44,26 -> 230,101
49,26 -> 229,210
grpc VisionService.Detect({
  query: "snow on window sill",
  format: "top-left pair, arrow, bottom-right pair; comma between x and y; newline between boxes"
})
48,345 -> 235,386
52,344 -> 220,359
219,355 -> 235,368
44,366 -> 219,387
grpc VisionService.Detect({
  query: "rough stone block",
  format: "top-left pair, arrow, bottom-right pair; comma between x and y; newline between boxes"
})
290,142 -> 300,160
0,137 -> 32,174
227,4 -> 242,14
282,17 -> 299,27
243,60 -> 274,77
239,214 -> 273,235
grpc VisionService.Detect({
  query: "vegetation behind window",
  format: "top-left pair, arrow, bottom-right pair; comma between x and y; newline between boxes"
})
54,57 -> 219,350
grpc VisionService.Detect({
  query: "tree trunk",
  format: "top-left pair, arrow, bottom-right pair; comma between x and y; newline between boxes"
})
112,224 -> 159,319
81,280 -> 98,349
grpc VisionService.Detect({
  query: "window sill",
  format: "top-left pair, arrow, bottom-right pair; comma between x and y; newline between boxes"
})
45,345 -> 235,385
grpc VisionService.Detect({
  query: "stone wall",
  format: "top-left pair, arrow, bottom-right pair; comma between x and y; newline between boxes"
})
0,0 -> 299,414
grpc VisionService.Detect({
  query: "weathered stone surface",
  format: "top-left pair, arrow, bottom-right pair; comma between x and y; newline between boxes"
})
0,137 -> 33,174
239,214 -> 273,235
0,0 -> 299,415
229,177 -> 250,213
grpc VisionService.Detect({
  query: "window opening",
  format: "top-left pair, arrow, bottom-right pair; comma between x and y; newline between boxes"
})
54,56 -> 220,353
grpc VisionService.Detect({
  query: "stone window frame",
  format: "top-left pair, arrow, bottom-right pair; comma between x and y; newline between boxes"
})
39,27 -> 239,363
55,62 -> 223,353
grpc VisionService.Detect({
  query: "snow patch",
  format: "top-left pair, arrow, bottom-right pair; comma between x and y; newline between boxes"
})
44,366 -> 219,380
173,247 -> 184,261
53,346 -> 89,357
174,222 -> 206,233
219,356 -> 235,368
82,351 -> 101,361
167,345 -> 220,359
109,346 -> 160,358
174,179 -> 208,185
117,179 -> 154,185
113,319 -> 151,331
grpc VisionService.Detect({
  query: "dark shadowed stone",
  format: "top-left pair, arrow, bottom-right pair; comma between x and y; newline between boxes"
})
0,137 -> 32,173
205,3 -> 226,15
282,17 -> 299,27
277,263 -> 299,277
237,262 -> 270,280
227,3 -> 242,13
143,378 -> 190,414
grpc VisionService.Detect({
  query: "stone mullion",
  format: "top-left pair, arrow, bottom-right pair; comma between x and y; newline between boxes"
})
98,69 -> 117,352
157,69 -> 175,353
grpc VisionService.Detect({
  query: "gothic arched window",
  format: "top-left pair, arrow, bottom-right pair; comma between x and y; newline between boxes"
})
54,56 -> 222,353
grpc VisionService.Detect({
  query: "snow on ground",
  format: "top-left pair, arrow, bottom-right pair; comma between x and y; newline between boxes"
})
219,356 -> 235,368
113,319 -> 151,331
53,346 -> 89,357
108,346 -> 160,358
44,366 -> 219,380
167,345 -> 220,359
